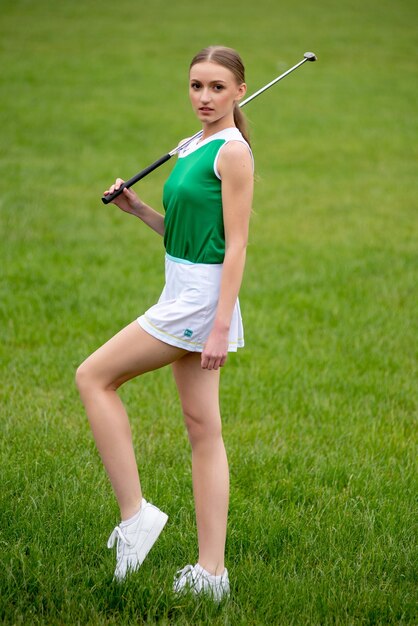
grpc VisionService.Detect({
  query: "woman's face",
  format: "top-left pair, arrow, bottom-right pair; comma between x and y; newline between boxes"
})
189,61 -> 246,126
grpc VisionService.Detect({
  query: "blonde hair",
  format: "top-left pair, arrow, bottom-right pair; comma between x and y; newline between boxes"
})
189,46 -> 250,146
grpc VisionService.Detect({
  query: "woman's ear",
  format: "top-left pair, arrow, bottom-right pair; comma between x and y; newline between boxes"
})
236,82 -> 247,102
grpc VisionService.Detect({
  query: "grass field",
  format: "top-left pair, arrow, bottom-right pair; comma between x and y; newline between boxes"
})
1,0 -> 417,624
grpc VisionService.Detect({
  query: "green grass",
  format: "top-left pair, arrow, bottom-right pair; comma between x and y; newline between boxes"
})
1,0 -> 417,623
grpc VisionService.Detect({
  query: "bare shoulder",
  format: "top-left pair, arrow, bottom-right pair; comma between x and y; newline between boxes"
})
218,140 -> 253,178
220,140 -> 251,159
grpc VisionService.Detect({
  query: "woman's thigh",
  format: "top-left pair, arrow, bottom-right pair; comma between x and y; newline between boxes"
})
171,352 -> 221,427
78,321 -> 187,389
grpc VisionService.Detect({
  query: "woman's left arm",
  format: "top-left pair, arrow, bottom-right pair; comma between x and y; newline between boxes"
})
201,141 -> 254,370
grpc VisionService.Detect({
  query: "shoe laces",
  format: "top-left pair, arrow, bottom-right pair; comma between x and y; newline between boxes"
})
107,525 -> 132,553
174,564 -> 200,589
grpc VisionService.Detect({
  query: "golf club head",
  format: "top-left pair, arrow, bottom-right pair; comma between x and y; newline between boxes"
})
304,52 -> 317,61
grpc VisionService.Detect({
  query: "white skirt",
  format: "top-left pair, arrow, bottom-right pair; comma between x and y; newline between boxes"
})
137,254 -> 244,352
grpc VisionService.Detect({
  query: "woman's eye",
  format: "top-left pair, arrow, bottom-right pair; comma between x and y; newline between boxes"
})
214,85 -> 224,91
191,83 -> 200,89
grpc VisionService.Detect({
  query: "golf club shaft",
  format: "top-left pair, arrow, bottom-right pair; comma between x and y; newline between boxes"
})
102,52 -> 316,204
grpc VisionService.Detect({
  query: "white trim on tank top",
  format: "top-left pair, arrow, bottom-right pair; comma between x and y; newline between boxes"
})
178,127 -> 254,180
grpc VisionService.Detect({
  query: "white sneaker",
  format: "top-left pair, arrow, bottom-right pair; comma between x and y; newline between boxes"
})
173,563 -> 230,602
107,498 -> 168,581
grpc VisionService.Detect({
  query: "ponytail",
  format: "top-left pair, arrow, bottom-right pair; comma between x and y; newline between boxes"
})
233,103 -> 250,147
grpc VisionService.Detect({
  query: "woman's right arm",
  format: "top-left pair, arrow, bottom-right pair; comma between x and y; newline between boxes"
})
104,177 -> 165,236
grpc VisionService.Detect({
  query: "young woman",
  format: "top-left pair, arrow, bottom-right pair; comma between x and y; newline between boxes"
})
76,45 -> 254,602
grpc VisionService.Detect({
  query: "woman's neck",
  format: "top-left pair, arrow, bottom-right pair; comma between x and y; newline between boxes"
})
200,116 -> 236,141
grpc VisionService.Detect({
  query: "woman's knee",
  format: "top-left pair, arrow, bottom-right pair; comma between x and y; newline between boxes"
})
75,358 -> 105,397
183,406 -> 222,446
75,359 -> 92,395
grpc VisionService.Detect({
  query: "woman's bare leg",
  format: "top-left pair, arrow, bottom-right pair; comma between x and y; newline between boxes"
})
172,352 -> 229,576
76,321 -> 186,520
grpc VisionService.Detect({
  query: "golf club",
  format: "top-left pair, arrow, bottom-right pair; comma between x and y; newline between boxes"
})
102,51 -> 317,204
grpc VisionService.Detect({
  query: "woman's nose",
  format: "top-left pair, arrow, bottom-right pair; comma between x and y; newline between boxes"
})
200,89 -> 211,104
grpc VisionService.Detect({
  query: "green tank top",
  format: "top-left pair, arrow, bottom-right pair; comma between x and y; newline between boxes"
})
163,127 -> 252,264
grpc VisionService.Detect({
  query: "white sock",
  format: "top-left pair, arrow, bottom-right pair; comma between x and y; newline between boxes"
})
120,498 -> 145,527
195,563 -> 225,580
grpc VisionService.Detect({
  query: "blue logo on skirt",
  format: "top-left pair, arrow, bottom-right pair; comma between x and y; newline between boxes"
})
183,328 -> 193,338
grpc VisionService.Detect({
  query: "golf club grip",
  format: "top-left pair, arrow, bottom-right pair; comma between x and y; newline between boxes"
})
101,152 -> 172,204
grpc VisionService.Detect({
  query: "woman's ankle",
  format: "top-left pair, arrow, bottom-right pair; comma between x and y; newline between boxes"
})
120,497 -> 143,522
196,561 -> 225,577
